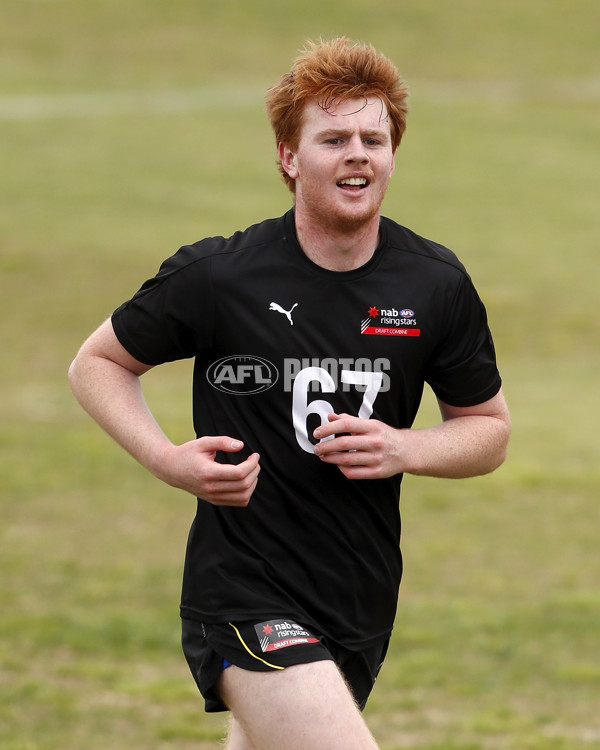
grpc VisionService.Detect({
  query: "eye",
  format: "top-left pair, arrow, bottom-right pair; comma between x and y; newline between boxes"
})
364,138 -> 379,146
327,137 -> 343,145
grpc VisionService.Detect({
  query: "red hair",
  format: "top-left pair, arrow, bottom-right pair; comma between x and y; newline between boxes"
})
265,38 -> 409,190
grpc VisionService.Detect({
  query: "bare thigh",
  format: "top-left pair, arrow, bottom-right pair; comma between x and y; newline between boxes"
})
225,715 -> 258,750
218,660 -> 379,750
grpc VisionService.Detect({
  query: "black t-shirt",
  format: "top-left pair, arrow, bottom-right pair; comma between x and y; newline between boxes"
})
112,209 -> 501,648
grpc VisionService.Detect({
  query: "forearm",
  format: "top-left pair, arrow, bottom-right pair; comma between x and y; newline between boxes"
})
313,390 -> 511,481
68,351 -> 171,478
399,414 -> 511,479
69,319 -> 260,505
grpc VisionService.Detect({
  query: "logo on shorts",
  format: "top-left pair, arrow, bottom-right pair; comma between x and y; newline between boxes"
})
254,620 -> 320,652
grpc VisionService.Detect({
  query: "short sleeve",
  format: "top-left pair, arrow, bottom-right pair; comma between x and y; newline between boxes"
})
425,272 -> 502,407
111,243 -> 214,365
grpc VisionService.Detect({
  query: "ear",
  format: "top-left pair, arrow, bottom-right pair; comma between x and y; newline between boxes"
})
389,149 -> 397,178
278,142 -> 299,181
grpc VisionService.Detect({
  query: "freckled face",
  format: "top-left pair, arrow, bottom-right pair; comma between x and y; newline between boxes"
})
279,96 -> 396,233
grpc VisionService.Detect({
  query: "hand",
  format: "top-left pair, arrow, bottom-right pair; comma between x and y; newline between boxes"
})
157,437 -> 260,506
312,413 -> 403,480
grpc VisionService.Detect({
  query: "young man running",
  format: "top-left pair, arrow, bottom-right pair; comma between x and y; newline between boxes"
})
69,38 -> 511,749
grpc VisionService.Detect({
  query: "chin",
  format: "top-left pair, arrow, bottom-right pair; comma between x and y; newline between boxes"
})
328,205 -> 379,233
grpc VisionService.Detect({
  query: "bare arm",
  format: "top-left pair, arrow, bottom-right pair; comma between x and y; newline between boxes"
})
312,389 -> 511,480
68,318 -> 260,505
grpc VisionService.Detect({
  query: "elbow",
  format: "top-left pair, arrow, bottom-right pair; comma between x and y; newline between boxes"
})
487,446 -> 509,475
485,417 -> 512,474
67,358 -> 80,403
67,356 -> 77,391
67,357 -> 77,387
67,352 -> 86,402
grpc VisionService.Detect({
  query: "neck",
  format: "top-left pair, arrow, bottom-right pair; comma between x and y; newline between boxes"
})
294,209 -> 381,272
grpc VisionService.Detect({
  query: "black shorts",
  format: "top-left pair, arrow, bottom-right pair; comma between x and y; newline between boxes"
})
181,617 -> 389,713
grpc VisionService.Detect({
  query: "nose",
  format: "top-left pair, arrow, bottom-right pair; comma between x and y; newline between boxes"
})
345,134 -> 369,164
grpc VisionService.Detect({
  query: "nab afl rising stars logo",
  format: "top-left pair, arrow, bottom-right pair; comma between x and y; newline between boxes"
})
361,305 -> 420,337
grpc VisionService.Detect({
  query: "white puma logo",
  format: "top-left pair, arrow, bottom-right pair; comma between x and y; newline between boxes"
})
269,302 -> 298,326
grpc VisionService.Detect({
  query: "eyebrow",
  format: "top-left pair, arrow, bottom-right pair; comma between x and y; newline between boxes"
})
315,127 -> 391,141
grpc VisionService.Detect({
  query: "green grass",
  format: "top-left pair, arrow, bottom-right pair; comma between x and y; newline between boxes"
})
2,1 -> 599,748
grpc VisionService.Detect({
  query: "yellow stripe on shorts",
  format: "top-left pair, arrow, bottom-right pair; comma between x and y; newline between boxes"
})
227,622 -> 284,670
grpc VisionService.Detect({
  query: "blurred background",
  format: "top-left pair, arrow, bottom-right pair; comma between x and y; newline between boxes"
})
1,1 -> 599,748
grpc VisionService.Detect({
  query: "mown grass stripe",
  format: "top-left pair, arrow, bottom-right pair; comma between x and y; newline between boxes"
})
1,77 -> 599,120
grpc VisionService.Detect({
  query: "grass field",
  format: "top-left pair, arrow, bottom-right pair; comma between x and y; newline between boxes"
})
1,1 -> 599,748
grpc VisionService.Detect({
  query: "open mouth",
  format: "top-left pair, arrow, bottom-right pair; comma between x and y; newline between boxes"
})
337,177 -> 369,190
